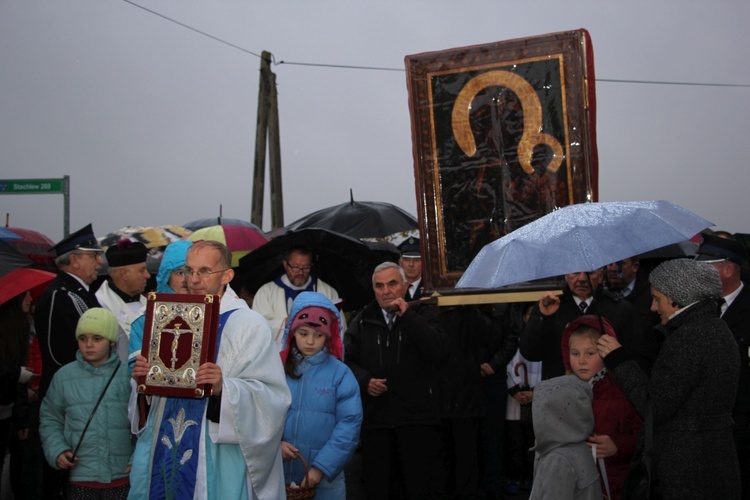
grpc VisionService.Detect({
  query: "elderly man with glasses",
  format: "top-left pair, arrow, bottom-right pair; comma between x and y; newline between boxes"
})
35,223 -> 104,398
252,245 -> 345,348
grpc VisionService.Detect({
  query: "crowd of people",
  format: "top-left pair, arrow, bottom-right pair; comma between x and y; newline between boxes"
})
1,222 -> 748,500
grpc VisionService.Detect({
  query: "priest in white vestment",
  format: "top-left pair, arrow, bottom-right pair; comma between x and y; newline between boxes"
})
129,241 -> 291,499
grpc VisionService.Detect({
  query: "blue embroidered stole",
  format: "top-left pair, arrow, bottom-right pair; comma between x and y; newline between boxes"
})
273,275 -> 317,314
150,309 -> 236,500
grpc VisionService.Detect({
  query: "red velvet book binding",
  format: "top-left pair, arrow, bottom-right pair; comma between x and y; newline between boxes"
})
137,293 -> 220,398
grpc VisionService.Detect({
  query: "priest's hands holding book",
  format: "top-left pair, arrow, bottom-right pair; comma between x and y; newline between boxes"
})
196,362 -> 223,395
132,355 -> 223,394
132,355 -> 149,380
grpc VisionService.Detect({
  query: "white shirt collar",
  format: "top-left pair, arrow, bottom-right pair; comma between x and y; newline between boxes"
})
620,278 -> 636,297
65,271 -> 90,292
722,282 -> 744,316
573,296 -> 590,309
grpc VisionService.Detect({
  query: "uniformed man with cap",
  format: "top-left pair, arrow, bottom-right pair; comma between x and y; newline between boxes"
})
398,236 -> 423,301
696,231 -> 750,496
96,239 -> 150,362
34,223 -> 104,396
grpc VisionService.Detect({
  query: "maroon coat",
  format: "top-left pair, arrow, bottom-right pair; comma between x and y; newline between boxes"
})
591,373 -> 642,500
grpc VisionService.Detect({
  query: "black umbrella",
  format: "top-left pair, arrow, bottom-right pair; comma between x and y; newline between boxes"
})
364,240 -> 401,263
283,190 -> 418,240
237,228 -> 382,312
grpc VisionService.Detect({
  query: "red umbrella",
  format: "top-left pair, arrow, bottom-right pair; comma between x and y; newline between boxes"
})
0,240 -> 56,305
186,225 -> 268,267
5,227 -> 56,272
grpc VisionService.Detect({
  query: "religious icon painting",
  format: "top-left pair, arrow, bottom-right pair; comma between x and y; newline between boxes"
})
405,29 -> 598,292
137,293 -> 221,398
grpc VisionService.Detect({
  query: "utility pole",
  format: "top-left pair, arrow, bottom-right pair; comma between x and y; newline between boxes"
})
251,51 -> 284,229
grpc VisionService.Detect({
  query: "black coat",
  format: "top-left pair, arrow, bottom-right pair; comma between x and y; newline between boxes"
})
436,305 -> 505,418
520,287 -> 655,380
724,281 -> 750,412
605,299 -> 741,500
34,272 -> 101,396
624,276 -> 661,346
344,301 -> 447,429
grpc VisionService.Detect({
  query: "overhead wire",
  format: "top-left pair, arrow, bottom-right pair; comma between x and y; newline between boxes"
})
122,0 -> 750,88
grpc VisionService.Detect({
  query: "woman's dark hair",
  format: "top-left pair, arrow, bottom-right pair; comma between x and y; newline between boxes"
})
0,294 -> 30,365
283,336 -> 302,380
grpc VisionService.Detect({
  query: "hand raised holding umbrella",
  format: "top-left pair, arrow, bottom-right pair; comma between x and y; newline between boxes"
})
458,200 -> 714,381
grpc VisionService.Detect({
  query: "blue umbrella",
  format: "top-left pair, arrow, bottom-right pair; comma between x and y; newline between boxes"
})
0,227 -> 21,241
456,200 -> 712,289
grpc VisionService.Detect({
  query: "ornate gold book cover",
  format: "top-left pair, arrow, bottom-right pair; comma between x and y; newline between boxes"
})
405,29 -> 598,292
137,293 -> 220,398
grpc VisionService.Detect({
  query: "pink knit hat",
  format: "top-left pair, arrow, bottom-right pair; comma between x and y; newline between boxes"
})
282,305 -> 344,362
288,306 -> 335,339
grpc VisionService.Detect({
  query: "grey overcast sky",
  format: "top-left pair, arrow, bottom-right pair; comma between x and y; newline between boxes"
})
1,0 -> 749,243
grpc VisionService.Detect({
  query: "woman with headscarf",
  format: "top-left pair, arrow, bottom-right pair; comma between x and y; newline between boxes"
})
127,240 -> 192,371
597,258 -> 741,499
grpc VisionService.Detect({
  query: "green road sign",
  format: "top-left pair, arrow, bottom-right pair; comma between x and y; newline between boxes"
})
0,178 -> 65,194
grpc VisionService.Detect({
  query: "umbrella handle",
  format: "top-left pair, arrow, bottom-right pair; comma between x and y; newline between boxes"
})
385,296 -> 438,313
514,361 -> 529,388
541,295 -> 561,307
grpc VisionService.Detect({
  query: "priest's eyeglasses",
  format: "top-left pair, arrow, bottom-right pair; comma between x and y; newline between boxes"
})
183,267 -> 229,278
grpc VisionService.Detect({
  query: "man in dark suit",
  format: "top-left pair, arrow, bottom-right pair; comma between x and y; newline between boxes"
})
606,257 -> 660,341
520,268 -> 656,380
696,232 -> 750,499
398,236 -> 424,301
34,224 -> 103,396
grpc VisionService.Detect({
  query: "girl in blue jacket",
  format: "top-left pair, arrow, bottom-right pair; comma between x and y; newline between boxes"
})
280,292 -> 363,500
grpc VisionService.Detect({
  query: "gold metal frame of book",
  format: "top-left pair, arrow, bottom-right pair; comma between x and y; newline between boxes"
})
137,293 -> 220,398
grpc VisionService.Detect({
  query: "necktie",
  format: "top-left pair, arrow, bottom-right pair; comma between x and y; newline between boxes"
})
579,301 -> 588,314
387,312 -> 396,330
